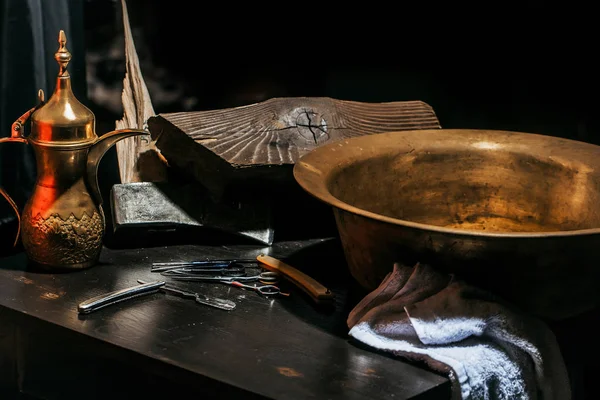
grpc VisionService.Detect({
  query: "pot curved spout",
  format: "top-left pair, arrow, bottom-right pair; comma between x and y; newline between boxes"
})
86,129 -> 149,211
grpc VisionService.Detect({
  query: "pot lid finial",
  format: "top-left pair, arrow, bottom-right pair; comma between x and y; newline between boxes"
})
55,30 -> 72,77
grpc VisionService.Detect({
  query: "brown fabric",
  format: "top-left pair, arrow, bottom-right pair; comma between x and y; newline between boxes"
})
347,262 -> 571,400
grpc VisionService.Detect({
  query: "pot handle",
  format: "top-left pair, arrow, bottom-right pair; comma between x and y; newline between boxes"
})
0,90 -> 45,247
0,187 -> 20,247
3,89 -> 45,144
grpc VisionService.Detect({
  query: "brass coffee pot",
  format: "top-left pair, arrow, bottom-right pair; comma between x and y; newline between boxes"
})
0,30 -> 148,270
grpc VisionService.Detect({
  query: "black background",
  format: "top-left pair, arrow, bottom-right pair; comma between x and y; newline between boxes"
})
1,0 -> 599,249
83,0 -> 600,142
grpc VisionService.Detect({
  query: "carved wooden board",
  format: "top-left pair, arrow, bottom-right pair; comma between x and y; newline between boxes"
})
147,97 -> 441,197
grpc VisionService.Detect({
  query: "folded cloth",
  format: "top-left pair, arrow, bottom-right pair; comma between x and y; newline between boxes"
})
347,262 -> 571,400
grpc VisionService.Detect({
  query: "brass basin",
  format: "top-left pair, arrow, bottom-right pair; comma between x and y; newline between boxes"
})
293,129 -> 600,320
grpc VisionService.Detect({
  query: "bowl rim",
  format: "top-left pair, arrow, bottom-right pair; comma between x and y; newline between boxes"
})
293,128 -> 600,239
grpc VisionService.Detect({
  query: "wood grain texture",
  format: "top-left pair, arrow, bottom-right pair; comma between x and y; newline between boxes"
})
0,240 -> 450,400
147,97 -> 440,197
0,308 -> 17,395
151,97 -> 440,166
114,0 -> 168,184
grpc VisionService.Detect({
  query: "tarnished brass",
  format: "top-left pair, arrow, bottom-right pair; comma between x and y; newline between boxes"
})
0,30 -> 148,270
294,129 -> 600,320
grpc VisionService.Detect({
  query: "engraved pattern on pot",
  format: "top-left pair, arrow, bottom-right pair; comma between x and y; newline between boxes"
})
21,211 -> 104,265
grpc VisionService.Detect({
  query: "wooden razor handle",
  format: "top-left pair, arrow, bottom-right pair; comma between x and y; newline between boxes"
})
256,254 -> 334,303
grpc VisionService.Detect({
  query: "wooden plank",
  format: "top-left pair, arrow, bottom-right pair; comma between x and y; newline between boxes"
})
147,97 -> 440,197
112,5 -> 440,195
114,0 -> 167,184
0,241 -> 450,400
0,309 -> 17,396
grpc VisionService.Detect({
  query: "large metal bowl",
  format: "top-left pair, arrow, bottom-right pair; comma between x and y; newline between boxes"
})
293,129 -> 600,320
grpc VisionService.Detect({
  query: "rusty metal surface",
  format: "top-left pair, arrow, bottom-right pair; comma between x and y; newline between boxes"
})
110,182 -> 274,246
293,129 -> 600,320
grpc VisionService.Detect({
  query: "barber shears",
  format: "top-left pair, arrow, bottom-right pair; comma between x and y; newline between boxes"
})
151,259 -> 253,273
158,264 -> 246,277
164,271 -> 280,284
221,280 -> 289,297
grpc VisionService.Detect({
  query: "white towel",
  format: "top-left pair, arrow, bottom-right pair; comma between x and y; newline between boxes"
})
347,262 -> 571,400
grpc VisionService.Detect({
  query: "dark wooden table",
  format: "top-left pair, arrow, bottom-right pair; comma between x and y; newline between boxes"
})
0,238 -> 450,400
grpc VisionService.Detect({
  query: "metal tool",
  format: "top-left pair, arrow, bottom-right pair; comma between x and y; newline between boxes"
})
165,271 -> 271,283
137,279 -> 236,311
151,259 -> 253,273
77,280 -> 236,314
257,271 -> 280,285
256,254 -> 334,304
221,281 -> 286,296
152,258 -> 256,267
159,267 -> 246,277
0,30 -> 148,270
292,128 -> 600,320
152,262 -> 231,271
78,281 -> 166,314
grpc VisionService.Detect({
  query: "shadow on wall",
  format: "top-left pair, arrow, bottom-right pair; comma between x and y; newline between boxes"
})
82,1 -> 599,146
2,0 -> 597,254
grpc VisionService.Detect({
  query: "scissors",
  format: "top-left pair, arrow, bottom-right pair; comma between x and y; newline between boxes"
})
151,260 -> 253,273
165,271 -> 280,284
159,264 -> 246,277
222,280 -> 289,296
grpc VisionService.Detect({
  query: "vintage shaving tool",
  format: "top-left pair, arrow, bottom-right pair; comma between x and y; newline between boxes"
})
78,281 -> 166,314
0,30 -> 148,270
256,254 -> 334,304
77,280 -> 236,314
